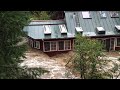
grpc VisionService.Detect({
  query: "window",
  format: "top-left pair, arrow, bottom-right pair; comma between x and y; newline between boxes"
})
110,11 -> 119,18
44,40 -> 71,52
82,11 -> 91,19
58,41 -> 64,50
44,25 -> 51,34
34,41 -> 40,49
30,39 -> 33,47
36,41 -> 40,49
44,41 -> 57,52
117,38 -> 120,46
44,42 -> 50,51
65,40 -> 71,50
51,42 -> 57,51
59,24 -> 67,33
99,11 -> 107,18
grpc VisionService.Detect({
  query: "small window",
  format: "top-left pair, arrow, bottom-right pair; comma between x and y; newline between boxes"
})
58,41 -> 64,50
99,11 -> 107,18
44,25 -> 51,34
117,38 -> 120,46
82,11 -> 91,19
51,42 -> 57,51
110,11 -> 119,18
44,42 -> 50,51
34,41 -> 40,49
36,41 -> 40,49
59,24 -> 67,33
30,39 -> 33,47
65,40 -> 71,50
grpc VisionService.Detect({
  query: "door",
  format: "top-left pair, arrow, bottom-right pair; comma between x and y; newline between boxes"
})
110,38 -> 115,51
106,39 -> 110,51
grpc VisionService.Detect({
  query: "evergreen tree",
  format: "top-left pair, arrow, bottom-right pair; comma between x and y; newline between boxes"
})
0,11 -> 46,79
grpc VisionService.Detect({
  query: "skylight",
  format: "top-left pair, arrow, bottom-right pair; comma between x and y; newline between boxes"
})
115,25 -> 120,30
44,25 -> 51,34
75,27 -> 83,32
99,11 -> 107,18
110,11 -> 119,18
59,24 -> 67,33
97,27 -> 105,31
82,11 -> 91,19
96,27 -> 105,34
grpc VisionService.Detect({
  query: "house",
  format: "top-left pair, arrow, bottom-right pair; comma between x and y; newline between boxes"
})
24,11 -> 120,53
65,11 -> 120,51
23,20 -> 75,53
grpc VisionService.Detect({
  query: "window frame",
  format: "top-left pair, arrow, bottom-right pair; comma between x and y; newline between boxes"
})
58,40 -> 71,51
44,41 -> 51,52
50,41 -> 57,51
44,41 -> 57,52
65,40 -> 71,50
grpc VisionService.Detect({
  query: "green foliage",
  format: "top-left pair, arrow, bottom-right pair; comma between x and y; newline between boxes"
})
73,34 -> 105,79
0,11 -> 46,79
30,11 -> 50,20
47,11 -> 64,20
0,65 -> 49,79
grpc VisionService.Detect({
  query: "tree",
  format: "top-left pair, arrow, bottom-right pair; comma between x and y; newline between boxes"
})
0,11 -> 47,79
72,34 -> 106,79
47,11 -> 65,20
30,11 -> 51,20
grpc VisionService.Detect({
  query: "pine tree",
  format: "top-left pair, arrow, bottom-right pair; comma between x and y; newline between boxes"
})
0,11 -> 47,79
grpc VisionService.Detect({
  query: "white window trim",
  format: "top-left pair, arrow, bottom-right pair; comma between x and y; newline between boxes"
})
43,41 -> 51,52
30,39 -> 33,47
65,40 -> 71,50
43,41 -> 57,52
50,41 -> 57,51
58,40 -> 71,51
36,41 -> 40,49
43,40 -> 71,52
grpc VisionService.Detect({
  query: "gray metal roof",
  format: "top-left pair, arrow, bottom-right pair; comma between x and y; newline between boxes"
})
65,11 -> 120,37
23,20 -> 74,39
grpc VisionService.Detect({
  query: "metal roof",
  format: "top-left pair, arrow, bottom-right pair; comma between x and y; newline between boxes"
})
23,20 -> 74,39
65,11 -> 120,37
